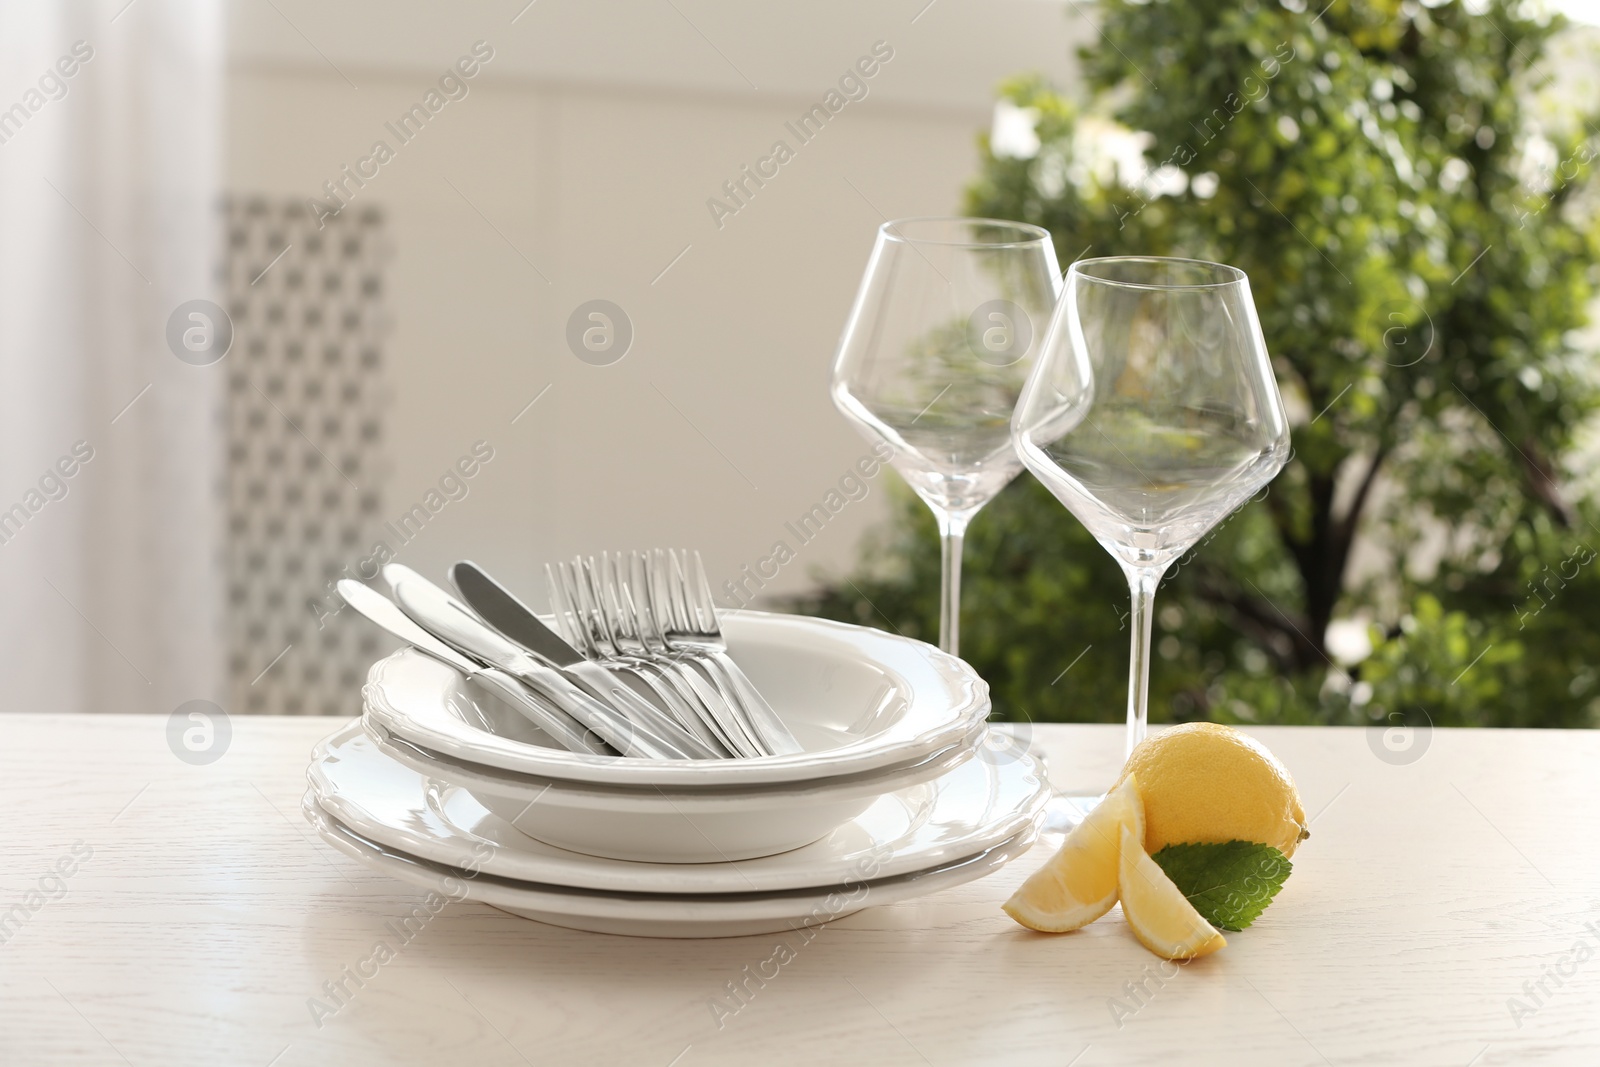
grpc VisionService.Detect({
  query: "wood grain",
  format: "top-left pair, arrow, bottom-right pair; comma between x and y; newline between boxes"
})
1,714 -> 1596,1066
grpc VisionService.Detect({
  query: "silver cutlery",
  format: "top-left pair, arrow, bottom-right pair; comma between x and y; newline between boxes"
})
626,550 -> 768,755
449,560 -> 735,759
382,564 -> 715,761
543,549 -> 801,758
566,554 -> 759,758
605,551 -> 758,757
549,557 -> 748,757
334,578 -> 611,756
652,549 -> 804,756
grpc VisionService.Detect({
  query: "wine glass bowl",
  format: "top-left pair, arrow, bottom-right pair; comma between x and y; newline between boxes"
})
1013,256 -> 1290,752
832,217 -> 1062,654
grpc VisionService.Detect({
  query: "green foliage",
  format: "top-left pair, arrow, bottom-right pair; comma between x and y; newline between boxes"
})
799,1 -> 1600,729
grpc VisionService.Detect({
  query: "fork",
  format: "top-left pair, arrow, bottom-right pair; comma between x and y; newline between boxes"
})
549,559 -> 738,758
603,552 -> 766,758
653,549 -> 804,756
583,553 -> 744,757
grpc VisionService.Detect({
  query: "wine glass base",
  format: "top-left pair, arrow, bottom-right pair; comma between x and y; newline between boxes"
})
1040,791 -> 1104,834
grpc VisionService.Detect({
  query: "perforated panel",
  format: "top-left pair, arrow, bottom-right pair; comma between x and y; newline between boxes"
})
221,197 -> 390,715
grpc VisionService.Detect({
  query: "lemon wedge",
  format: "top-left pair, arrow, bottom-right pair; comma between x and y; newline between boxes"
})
1003,775 -> 1144,933
1117,823 -> 1226,960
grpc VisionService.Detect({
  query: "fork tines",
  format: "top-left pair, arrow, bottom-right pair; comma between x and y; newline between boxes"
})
545,550 -> 801,758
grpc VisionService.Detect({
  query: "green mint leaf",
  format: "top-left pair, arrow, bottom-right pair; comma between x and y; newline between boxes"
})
1150,841 -> 1292,932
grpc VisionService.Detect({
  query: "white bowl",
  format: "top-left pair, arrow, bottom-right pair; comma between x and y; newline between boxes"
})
365,720 -> 987,862
362,610 -> 990,789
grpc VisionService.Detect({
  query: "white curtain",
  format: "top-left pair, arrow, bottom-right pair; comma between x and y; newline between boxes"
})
0,2 -> 225,715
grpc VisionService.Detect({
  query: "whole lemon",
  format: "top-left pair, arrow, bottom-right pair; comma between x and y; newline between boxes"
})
1112,722 -> 1308,857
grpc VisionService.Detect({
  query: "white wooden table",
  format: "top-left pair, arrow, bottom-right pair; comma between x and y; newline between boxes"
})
2,715 -> 1596,1066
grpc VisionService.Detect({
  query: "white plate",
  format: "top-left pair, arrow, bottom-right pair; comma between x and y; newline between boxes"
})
303,793 -> 1039,939
309,720 -> 1049,893
362,722 -> 985,861
363,610 -> 989,788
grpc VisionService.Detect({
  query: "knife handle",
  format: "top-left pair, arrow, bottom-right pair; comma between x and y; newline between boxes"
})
468,668 -> 613,756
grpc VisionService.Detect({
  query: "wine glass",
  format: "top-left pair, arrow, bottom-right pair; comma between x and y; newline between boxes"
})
1012,257 -> 1290,755
832,217 -> 1062,655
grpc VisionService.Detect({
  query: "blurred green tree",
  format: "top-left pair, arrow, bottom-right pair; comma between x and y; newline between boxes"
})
797,0 -> 1600,729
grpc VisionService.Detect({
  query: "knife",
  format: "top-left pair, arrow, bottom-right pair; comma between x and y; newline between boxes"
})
334,579 -> 611,756
449,559 -> 743,756
449,562 -> 609,671
384,566 -> 717,760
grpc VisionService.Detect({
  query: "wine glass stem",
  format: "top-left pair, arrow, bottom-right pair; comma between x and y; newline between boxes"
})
1124,565 -> 1163,756
937,512 -> 970,656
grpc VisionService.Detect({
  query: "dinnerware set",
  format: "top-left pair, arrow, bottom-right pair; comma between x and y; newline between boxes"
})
304,560 -> 1051,937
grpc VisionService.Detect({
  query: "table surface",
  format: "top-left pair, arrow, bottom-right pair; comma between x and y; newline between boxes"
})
2,715 -> 1596,1066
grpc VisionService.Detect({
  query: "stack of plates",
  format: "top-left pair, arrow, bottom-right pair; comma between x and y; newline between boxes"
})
304,610 -> 1049,938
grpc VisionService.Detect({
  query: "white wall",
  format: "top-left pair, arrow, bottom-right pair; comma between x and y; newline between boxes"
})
225,0 -> 1084,608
